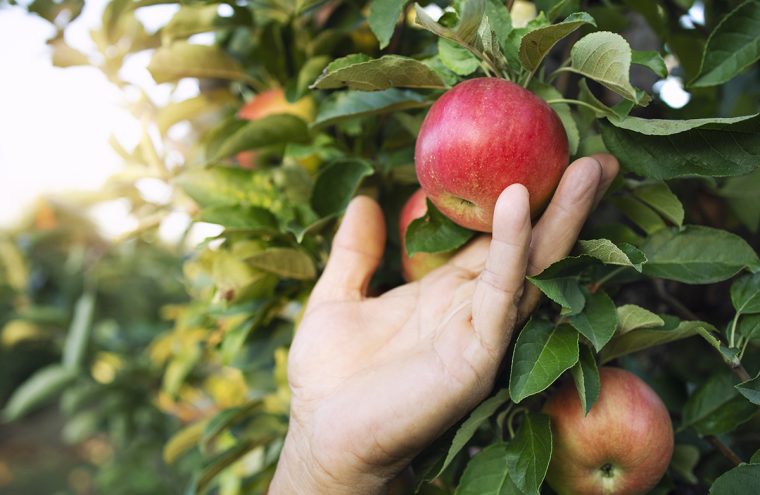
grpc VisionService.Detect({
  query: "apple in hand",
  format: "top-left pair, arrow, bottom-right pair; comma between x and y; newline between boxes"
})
399,189 -> 453,281
237,88 -> 316,169
415,77 -> 568,232
543,367 -> 674,495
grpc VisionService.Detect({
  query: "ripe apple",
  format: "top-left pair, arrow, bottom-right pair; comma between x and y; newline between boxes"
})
399,189 -> 452,281
415,77 -> 568,232
543,367 -> 674,495
237,88 -> 316,169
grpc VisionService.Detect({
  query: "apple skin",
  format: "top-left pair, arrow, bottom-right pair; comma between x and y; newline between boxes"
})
237,88 -> 316,169
543,367 -> 674,495
415,77 -> 568,232
399,189 -> 453,281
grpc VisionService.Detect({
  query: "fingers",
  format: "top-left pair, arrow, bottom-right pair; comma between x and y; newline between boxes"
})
308,196 -> 386,307
471,184 -> 532,352
517,153 -> 619,320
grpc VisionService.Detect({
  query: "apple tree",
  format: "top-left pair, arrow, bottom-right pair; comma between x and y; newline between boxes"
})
7,0 -> 760,493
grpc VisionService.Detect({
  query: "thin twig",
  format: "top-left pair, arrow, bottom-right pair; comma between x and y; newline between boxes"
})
705,436 -> 743,466
653,279 -> 753,382
653,279 -> 699,321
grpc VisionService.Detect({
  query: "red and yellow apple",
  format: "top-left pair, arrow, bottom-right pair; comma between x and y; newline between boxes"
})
415,77 -> 568,232
543,367 -> 674,495
399,189 -> 453,281
236,88 -> 316,169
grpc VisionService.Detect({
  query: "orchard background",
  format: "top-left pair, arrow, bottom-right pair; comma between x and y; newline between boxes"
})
1,0 -> 760,493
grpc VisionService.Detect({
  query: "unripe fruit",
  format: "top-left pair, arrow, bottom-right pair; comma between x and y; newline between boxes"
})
415,78 -> 568,232
543,367 -> 674,495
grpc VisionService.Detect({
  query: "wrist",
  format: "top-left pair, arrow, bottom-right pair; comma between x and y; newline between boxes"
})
269,429 -> 390,495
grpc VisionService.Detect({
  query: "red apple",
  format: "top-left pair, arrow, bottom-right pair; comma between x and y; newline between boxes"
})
236,88 -> 316,169
399,189 -> 453,281
415,77 -> 568,232
543,367 -> 674,495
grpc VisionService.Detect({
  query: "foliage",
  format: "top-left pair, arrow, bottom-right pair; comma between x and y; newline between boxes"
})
0,200 -> 189,493
6,0 -> 760,493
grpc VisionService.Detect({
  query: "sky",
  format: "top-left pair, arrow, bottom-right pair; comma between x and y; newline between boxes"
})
0,0 -> 218,242
0,0 -> 700,239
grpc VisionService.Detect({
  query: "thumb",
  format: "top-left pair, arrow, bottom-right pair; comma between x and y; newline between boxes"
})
308,196 -> 386,307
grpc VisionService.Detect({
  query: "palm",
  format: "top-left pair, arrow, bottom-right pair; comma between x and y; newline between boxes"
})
281,154 -> 618,486
291,262 -> 510,468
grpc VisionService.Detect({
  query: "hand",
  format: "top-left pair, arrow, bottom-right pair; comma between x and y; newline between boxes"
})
269,154 -> 619,494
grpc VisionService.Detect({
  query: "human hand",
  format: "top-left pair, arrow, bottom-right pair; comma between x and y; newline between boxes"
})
269,154 -> 619,494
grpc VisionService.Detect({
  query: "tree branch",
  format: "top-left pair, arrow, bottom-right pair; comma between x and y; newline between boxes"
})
705,435 -> 743,466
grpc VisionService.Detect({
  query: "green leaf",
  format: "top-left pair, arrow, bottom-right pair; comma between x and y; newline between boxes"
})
313,89 -> 429,128
719,168 -> 760,232
176,167 -> 282,210
519,12 -> 595,71
211,114 -> 310,160
600,115 -> 760,180
736,371 -> 760,405
632,182 -> 684,227
157,90 -> 236,135
616,304 -> 665,334
311,160 -> 374,217
162,4 -> 247,43
198,205 -> 279,232
148,42 -> 249,84
671,444 -> 700,485
527,256 -> 596,315
484,0 -> 512,43
608,113 -> 758,135
3,364 -> 79,421
691,0 -> 760,88
439,39 -> 480,75
368,0 -> 407,49
312,55 -> 446,90
527,277 -> 586,315
531,80 -> 579,155
435,389 -> 510,479
568,290 -> 617,351
245,248 -> 316,280
600,320 -> 712,364
610,196 -> 666,235
455,443 -> 520,495
509,320 -> 579,403
200,401 -> 262,453
738,313 -> 760,341
752,449 -> 760,464
710,464 -> 760,495
577,238 -> 646,272
504,413 -> 552,495
568,31 -> 647,104
193,441 -> 261,494
720,166 -> 760,224
62,291 -> 95,369
641,226 -> 760,284
163,420 -> 206,464
405,200 -> 474,256
571,345 -> 600,415
682,372 -> 757,436
631,50 -> 668,78
414,0 -> 486,46
731,272 -> 760,314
